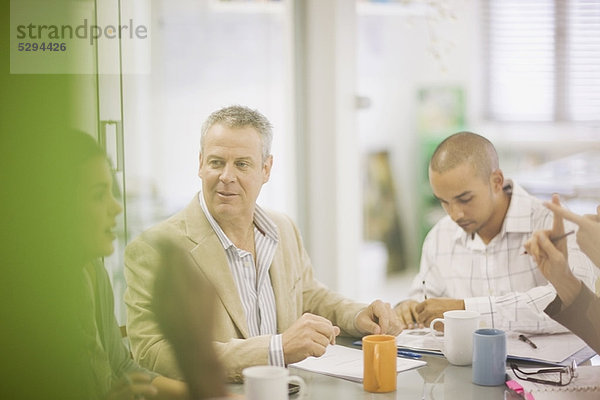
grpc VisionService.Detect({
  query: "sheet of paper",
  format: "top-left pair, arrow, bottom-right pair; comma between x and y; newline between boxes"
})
289,344 -> 426,383
396,328 -> 443,354
396,328 -> 588,364
506,332 -> 588,363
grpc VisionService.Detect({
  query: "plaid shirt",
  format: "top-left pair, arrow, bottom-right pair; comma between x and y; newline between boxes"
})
408,180 -> 596,333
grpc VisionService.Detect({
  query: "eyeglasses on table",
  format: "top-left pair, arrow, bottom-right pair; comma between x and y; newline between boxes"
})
509,360 -> 577,387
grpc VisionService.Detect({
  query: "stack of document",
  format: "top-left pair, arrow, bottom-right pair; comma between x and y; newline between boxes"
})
290,344 -> 426,383
395,328 -> 444,355
395,328 -> 592,365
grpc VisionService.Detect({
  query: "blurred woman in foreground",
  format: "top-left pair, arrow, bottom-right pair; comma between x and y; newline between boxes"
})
525,194 -> 600,353
69,131 -> 226,399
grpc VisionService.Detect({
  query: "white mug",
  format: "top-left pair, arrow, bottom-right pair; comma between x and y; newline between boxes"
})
430,310 -> 480,366
243,365 -> 306,400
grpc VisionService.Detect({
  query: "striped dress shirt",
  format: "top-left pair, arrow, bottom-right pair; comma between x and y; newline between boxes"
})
198,192 -> 285,366
407,180 -> 596,333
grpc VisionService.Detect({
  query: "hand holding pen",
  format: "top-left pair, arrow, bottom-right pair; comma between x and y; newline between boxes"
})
522,230 -> 574,255
524,195 -> 583,307
545,198 -> 600,267
394,300 -> 421,330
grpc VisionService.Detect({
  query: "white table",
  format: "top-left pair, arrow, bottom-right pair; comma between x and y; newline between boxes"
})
227,338 -> 507,399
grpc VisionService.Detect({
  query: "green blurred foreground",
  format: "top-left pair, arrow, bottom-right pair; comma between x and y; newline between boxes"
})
1,1 -> 95,398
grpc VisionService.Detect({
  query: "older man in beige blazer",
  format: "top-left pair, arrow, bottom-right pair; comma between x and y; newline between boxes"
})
125,106 -> 401,383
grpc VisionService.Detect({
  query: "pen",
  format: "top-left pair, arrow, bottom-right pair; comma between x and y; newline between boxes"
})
519,334 -> 538,349
522,230 -> 575,255
353,341 -> 423,359
422,280 -> 427,301
397,350 -> 422,359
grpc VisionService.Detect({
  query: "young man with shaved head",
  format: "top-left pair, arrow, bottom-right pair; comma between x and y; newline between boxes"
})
394,131 -> 595,333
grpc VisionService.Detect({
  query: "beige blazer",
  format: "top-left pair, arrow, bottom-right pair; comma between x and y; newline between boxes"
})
124,195 -> 366,382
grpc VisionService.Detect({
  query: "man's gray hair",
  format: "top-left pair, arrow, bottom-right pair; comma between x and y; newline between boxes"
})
200,105 -> 273,160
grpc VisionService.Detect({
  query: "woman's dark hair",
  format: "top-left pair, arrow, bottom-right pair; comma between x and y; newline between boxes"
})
63,130 -> 107,171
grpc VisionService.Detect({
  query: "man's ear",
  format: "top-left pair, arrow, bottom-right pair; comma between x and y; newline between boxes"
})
198,153 -> 203,178
262,155 -> 273,183
490,169 -> 504,192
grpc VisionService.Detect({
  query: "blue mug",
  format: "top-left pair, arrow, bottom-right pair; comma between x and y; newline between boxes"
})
472,329 -> 507,386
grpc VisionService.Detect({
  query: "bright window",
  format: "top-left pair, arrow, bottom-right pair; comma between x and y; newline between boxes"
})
485,0 -> 600,122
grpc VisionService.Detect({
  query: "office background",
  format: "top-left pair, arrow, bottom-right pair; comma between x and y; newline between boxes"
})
6,0 -> 600,323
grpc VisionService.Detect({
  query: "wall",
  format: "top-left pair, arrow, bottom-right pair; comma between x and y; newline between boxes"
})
357,0 -> 483,274
357,0 -> 600,295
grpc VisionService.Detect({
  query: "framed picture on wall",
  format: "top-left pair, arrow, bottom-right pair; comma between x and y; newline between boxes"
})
416,86 -> 465,137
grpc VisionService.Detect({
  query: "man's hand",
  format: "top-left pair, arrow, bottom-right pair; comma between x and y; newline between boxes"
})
282,313 -> 340,365
415,298 -> 465,328
355,300 -> 402,336
393,300 -> 420,330
106,372 -> 157,400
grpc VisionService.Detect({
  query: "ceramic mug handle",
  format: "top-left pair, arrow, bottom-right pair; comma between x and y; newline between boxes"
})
287,375 -> 307,399
430,317 -> 445,336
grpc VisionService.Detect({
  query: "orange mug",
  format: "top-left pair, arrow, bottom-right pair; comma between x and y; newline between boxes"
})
362,334 -> 397,393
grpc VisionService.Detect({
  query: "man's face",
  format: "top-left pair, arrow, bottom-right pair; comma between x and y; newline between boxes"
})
198,123 -> 272,223
429,162 -> 500,236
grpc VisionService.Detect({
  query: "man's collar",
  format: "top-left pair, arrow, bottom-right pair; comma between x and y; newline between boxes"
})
197,191 -> 278,250
198,192 -> 233,250
453,225 -> 484,249
501,180 -> 534,234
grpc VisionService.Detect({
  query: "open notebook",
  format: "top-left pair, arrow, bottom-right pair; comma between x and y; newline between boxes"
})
289,344 -> 426,382
395,328 -> 593,365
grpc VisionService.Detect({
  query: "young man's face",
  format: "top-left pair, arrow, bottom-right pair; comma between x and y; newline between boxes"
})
198,123 -> 272,224
429,162 -> 502,237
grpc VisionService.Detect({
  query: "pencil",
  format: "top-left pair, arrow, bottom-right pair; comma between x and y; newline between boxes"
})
522,230 -> 575,255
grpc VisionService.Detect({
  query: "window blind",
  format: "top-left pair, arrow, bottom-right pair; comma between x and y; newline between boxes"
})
484,0 -> 600,122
